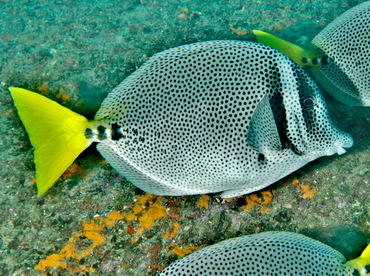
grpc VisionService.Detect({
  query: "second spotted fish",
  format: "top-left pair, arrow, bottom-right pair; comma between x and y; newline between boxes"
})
254,2 -> 370,106
158,231 -> 370,276
10,40 -> 353,198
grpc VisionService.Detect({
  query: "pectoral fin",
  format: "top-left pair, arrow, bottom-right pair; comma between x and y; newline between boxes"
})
246,96 -> 282,158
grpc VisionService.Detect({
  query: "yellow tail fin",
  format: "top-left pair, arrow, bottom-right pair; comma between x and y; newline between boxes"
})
253,30 -> 320,67
9,87 -> 93,196
346,243 -> 370,276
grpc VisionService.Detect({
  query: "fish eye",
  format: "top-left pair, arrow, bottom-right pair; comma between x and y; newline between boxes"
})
302,97 -> 315,108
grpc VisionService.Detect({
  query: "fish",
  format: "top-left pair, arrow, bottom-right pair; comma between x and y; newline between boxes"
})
9,40 -> 353,198
157,231 -> 370,276
254,1 -> 370,106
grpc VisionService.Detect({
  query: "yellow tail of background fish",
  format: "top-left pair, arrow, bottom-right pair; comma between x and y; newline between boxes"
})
253,30 -> 319,67
9,87 -> 93,196
346,242 -> 370,276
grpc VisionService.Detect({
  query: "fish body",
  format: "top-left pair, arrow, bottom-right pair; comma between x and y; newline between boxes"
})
310,1 -> 370,106
254,2 -> 370,106
10,40 -> 353,197
158,231 -> 370,276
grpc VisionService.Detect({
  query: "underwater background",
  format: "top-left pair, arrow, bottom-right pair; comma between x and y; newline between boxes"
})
1,0 -> 370,275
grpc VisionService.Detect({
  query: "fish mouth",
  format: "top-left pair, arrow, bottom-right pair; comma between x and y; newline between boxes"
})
334,134 -> 354,155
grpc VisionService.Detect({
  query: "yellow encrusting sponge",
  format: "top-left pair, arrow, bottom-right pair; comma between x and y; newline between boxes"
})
9,87 -> 93,196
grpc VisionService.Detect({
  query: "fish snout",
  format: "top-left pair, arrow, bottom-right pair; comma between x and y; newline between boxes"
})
334,133 -> 354,155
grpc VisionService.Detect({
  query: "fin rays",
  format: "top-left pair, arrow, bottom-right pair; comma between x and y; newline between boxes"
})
10,87 -> 93,196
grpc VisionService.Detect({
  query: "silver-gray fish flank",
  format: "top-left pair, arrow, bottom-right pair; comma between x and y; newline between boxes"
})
95,40 -> 353,198
311,1 -> 370,106
157,231 -> 352,276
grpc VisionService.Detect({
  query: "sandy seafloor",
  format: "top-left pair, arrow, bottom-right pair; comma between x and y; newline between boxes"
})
1,0 -> 370,275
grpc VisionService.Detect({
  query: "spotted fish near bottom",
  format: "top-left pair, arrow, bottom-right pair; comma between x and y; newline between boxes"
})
158,231 -> 370,276
10,40 -> 353,198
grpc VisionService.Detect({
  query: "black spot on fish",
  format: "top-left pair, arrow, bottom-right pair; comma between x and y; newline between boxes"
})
84,128 -> 94,139
301,57 -> 310,64
97,125 -> 107,141
258,153 -> 265,162
111,123 -> 123,141
321,55 -> 330,66
312,57 -> 321,65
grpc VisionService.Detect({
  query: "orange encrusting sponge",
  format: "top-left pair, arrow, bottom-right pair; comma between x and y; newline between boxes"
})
35,211 -> 123,272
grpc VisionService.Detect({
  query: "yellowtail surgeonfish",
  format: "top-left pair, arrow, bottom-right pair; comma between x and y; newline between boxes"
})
10,40 -> 353,198
254,1 -> 370,106
158,231 -> 370,276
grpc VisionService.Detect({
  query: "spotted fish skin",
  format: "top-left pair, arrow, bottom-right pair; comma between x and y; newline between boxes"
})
92,40 -> 353,198
157,231 -> 352,276
254,2 -> 370,107
311,1 -> 370,106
